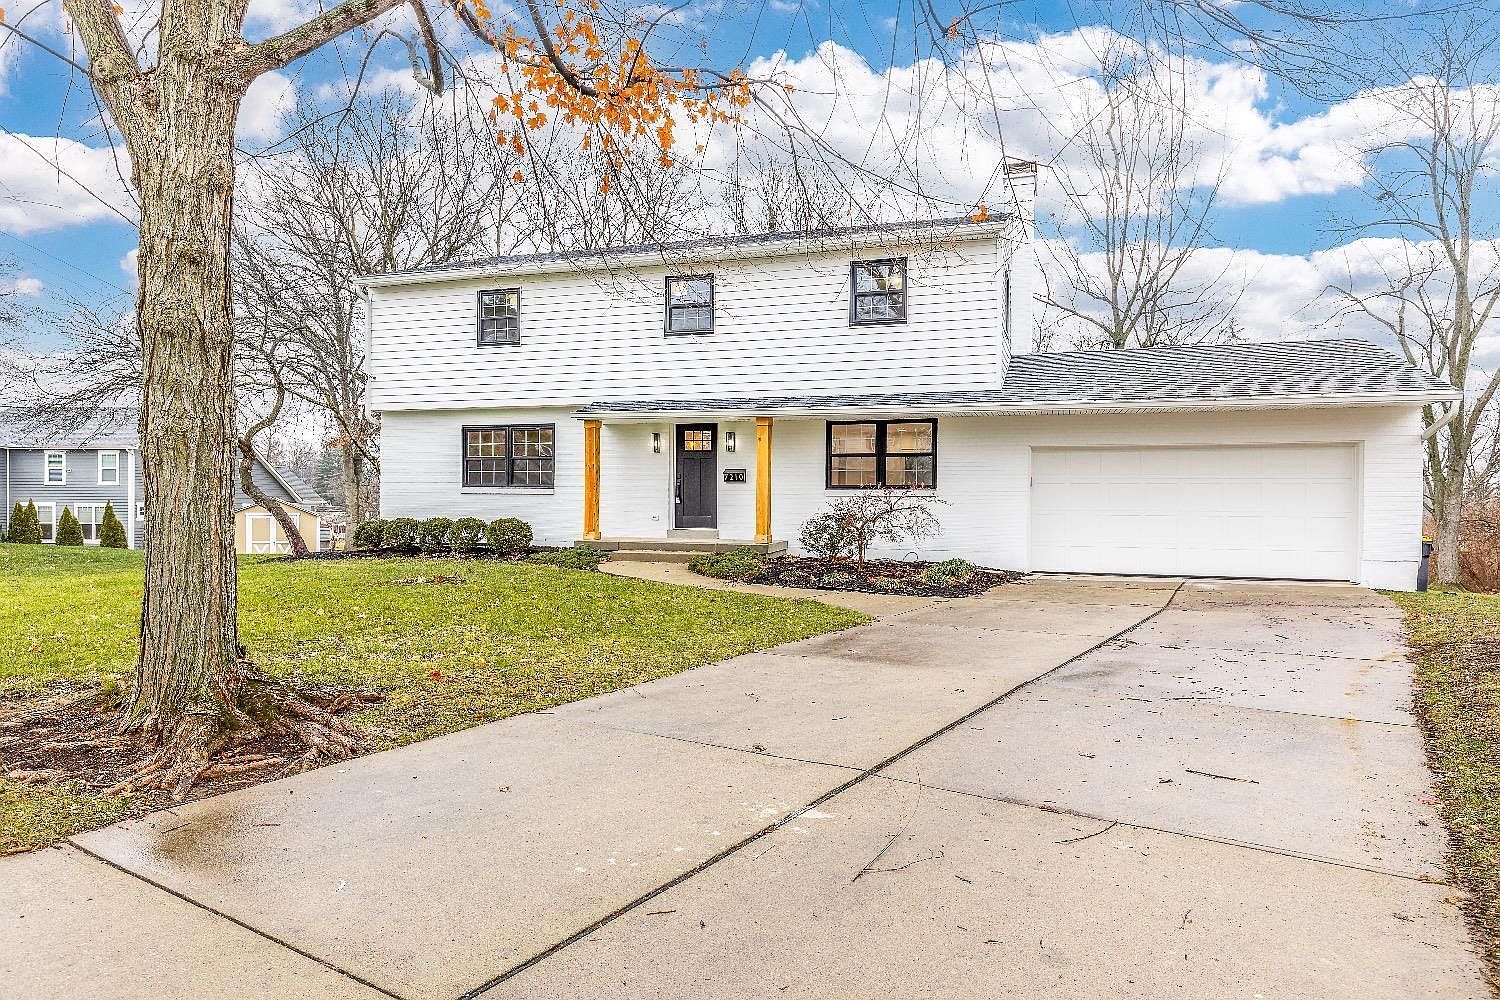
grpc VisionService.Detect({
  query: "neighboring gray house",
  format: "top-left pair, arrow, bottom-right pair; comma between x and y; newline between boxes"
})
0,409 -> 326,552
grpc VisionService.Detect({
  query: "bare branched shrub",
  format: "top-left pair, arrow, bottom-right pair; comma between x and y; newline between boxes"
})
799,489 -> 947,565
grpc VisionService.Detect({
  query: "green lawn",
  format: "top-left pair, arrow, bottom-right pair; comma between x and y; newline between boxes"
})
1388,588 -> 1500,985
0,543 -> 866,852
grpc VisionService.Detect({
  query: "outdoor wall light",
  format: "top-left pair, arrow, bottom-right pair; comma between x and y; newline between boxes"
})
725,431 -> 736,452
651,432 -> 662,454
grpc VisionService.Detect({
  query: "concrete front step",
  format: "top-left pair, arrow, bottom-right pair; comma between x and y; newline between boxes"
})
604,549 -> 700,564
580,537 -> 788,555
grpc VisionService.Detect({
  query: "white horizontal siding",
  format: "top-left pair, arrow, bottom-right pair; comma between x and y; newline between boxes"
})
381,405 -> 1426,590
368,239 -> 1009,411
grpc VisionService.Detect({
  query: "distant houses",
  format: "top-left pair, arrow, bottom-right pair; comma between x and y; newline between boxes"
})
1,409 -> 327,553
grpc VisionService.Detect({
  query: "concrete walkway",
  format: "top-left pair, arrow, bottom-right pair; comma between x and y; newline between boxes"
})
2,575 -> 1487,999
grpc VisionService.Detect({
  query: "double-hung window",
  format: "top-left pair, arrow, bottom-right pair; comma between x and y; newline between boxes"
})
850,258 -> 907,324
476,288 -> 521,345
73,503 -> 105,543
665,275 -> 714,334
98,450 -> 121,485
35,502 -> 55,542
826,419 -> 937,489
462,425 -> 555,488
44,451 -> 65,485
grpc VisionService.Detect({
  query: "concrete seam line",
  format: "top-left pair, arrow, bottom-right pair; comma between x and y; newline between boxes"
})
63,843 -> 409,1000
459,581 -> 1188,999
870,775 -> 1449,885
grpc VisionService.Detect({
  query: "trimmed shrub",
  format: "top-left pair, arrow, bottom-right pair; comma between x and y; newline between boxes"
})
450,517 -> 487,551
689,548 -> 767,582
527,545 -> 606,570
56,508 -> 84,546
486,517 -> 533,555
352,518 -> 387,550
9,501 -> 41,544
798,511 -> 857,560
5,502 -> 23,543
381,517 -> 421,551
418,517 -> 454,553
99,503 -> 128,548
919,558 -> 978,587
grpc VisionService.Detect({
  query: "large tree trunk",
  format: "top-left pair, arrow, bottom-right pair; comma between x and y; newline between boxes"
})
119,71 -> 246,753
342,438 -> 365,531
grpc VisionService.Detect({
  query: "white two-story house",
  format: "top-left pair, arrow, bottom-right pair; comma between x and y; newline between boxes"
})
363,203 -> 1458,590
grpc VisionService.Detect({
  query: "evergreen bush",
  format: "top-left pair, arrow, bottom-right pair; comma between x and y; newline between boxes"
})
450,517 -> 487,551
418,517 -> 454,553
352,519 -> 387,550
56,508 -> 85,546
99,503 -> 128,548
486,517 -> 533,555
381,518 -> 421,551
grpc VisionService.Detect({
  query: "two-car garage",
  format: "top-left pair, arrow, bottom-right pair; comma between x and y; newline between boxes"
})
1028,444 -> 1361,582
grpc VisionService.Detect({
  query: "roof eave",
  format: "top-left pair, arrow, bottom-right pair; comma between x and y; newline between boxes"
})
573,390 -> 1461,421
357,220 -> 1014,289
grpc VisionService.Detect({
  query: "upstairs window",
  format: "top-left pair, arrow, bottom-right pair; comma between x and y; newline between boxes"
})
44,451 -> 65,485
462,425 -> 555,488
476,288 -> 521,346
665,275 -> 714,334
98,450 -> 121,485
850,258 -> 907,325
826,419 -> 937,489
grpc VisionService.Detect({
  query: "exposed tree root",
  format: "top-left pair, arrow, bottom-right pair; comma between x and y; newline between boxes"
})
105,667 -> 382,800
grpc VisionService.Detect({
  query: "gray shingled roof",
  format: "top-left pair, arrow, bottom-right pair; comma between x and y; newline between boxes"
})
373,216 -> 1004,281
0,406 -> 140,448
275,468 -> 328,508
577,339 -> 1456,415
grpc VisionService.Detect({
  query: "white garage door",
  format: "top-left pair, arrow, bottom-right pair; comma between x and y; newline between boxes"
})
1030,445 -> 1359,581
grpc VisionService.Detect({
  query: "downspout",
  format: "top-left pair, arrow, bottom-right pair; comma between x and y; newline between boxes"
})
126,448 -> 137,549
1422,403 -> 1461,441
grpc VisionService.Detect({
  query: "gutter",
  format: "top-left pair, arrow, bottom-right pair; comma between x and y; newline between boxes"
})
568,390 -> 1464,422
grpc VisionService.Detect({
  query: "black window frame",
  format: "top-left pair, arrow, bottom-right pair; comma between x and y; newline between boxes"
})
825,418 -> 938,490
460,423 -> 556,488
849,257 -> 909,326
475,287 -> 522,346
664,274 -> 715,335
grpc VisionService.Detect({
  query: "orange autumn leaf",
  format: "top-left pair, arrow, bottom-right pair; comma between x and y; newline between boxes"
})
512,170 -> 525,183
970,204 -> 990,223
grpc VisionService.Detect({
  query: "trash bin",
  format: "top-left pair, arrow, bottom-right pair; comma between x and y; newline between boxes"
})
1417,537 -> 1434,592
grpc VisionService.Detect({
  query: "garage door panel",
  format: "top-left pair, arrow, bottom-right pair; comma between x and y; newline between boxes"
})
1030,445 -> 1358,582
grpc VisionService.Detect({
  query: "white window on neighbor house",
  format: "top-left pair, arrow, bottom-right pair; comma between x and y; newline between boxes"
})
97,450 -> 120,485
43,451 -> 65,485
35,502 -> 55,542
73,503 -> 105,543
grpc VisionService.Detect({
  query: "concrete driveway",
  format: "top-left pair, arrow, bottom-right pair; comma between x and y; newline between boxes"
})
2,577 -> 1487,999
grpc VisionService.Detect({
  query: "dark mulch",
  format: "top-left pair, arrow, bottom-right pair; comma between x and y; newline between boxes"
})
268,548 -> 542,563
748,557 -> 1023,598
0,685 -> 381,826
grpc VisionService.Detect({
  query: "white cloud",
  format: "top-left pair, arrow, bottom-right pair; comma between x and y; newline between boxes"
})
0,134 -> 135,235
120,248 -> 139,284
730,32 -> 1428,216
3,275 -> 44,297
238,71 -> 297,142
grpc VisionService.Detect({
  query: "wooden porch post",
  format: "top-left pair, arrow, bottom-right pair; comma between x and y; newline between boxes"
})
583,419 -> 601,541
755,416 -> 772,544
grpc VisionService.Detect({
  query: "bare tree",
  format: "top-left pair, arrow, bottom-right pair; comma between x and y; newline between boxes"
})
234,89 -> 522,533
1330,23 -> 1500,586
1036,40 -> 1242,351
49,0 -> 766,795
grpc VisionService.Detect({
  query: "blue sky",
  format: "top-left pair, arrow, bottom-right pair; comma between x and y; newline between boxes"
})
0,0 -> 1484,349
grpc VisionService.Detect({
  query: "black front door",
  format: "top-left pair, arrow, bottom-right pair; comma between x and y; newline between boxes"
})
675,424 -> 718,528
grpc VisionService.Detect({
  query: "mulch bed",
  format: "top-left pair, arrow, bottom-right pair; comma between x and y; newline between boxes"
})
0,685 -> 382,835
267,548 -> 546,563
747,557 -> 1023,598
